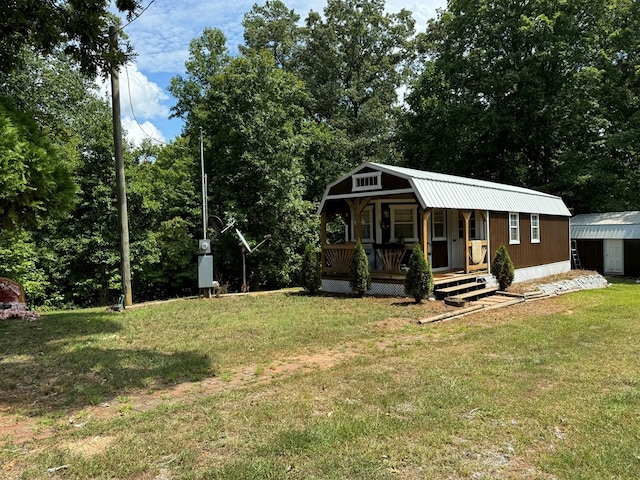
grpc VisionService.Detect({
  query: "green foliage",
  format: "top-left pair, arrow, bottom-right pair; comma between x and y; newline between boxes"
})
491,245 -> 515,291
349,239 -> 371,297
0,1 -> 140,76
403,0 -> 640,213
0,97 -> 76,231
0,229 -> 48,306
296,0 -> 417,169
300,244 -> 322,294
404,244 -> 433,303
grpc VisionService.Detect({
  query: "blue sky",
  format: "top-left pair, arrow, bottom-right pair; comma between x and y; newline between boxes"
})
109,0 -> 447,146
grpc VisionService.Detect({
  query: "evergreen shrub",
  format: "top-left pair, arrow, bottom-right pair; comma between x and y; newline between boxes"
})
300,244 -> 322,294
349,239 -> 371,297
491,245 -> 515,290
404,244 -> 434,303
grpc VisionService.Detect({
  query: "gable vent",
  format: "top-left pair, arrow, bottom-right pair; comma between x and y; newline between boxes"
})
352,172 -> 382,191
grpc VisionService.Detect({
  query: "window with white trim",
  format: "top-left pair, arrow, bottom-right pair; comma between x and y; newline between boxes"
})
352,206 -> 374,242
458,211 -> 476,239
530,214 -> 540,243
391,205 -> 417,241
509,212 -> 520,244
432,208 -> 447,240
352,172 -> 382,191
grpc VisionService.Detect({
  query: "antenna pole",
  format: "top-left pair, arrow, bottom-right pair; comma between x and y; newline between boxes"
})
200,127 -> 207,239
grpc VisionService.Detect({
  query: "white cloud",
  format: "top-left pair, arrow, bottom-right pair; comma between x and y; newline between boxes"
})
121,1 -> 446,73
122,116 -> 166,147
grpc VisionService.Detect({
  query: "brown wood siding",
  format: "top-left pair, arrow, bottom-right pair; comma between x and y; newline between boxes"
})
489,212 -> 569,269
328,169 -> 411,196
624,240 -> 640,276
575,239 -> 604,273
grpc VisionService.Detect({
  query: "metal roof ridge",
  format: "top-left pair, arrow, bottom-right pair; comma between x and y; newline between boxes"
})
368,162 -> 561,199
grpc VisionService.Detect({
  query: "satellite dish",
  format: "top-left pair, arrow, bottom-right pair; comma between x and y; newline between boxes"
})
235,229 -> 252,253
210,215 -> 224,233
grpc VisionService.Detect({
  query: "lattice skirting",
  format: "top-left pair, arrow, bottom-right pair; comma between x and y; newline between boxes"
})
321,279 -> 406,297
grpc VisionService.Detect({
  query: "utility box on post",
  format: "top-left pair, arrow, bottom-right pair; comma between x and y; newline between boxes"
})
197,239 -> 214,289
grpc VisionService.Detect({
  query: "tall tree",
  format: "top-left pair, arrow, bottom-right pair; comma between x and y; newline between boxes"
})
296,0 -> 418,170
0,0 -> 140,76
403,0 -> 640,213
0,97 -> 76,231
171,30 -> 317,289
241,0 -> 301,69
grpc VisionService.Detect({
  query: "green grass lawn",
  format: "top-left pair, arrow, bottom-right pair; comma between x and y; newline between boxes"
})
1,283 -> 639,479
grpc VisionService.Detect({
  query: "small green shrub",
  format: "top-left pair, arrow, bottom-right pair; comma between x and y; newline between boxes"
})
349,239 -> 371,297
404,244 -> 434,303
300,244 -> 322,294
491,245 -> 515,290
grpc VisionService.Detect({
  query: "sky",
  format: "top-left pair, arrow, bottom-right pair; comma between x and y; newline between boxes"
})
108,0 -> 447,146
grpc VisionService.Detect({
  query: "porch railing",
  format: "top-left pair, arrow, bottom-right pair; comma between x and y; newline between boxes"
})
323,244 -> 357,273
467,240 -> 489,272
322,243 -> 413,274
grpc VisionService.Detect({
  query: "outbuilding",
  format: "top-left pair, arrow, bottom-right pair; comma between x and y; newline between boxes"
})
570,211 -> 640,276
318,162 -> 572,296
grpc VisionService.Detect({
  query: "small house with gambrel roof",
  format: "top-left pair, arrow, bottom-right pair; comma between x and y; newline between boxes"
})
318,162 -> 572,296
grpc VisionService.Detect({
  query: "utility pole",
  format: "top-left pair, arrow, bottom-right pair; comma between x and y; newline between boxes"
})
109,25 -> 133,307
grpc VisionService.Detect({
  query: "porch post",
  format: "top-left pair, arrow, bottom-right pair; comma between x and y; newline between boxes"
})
351,197 -> 372,242
461,210 -> 472,273
421,208 -> 431,260
320,212 -> 328,271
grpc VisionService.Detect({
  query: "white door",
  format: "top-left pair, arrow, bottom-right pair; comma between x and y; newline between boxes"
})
604,239 -> 624,274
449,210 -> 464,270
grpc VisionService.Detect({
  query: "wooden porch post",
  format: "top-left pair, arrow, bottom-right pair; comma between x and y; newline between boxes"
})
348,198 -> 372,242
421,208 -> 431,260
320,211 -> 328,271
461,210 -> 472,273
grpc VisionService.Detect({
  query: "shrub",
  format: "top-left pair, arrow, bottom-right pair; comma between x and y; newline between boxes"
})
404,244 -> 434,303
300,244 -> 322,294
349,239 -> 371,297
491,245 -> 515,290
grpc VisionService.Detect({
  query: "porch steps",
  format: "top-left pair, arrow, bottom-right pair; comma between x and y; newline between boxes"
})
435,280 -> 487,299
445,285 -> 500,303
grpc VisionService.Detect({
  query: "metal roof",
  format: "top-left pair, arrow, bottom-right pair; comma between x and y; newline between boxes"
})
571,211 -> 640,239
319,162 -> 571,216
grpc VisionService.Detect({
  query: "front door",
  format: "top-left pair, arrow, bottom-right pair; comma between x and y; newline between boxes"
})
604,239 -> 624,274
431,208 -> 448,269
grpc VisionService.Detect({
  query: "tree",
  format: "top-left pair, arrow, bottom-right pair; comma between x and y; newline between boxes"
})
0,1 -> 140,76
296,0 -> 418,170
403,0 -> 640,213
349,239 -> 371,297
0,97 -> 76,231
404,244 -> 433,303
300,244 -> 322,294
491,245 -> 515,291
171,30 -> 318,290
241,0 -> 301,69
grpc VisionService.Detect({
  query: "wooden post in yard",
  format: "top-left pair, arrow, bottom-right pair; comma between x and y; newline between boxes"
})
109,26 -> 133,307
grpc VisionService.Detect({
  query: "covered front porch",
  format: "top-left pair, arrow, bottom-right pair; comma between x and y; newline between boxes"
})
320,201 -> 490,280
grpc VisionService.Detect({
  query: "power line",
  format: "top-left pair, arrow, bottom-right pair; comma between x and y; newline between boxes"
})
123,62 -> 171,147
120,0 -> 157,30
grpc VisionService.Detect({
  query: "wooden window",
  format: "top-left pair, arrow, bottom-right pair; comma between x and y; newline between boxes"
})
352,206 -> 374,242
352,172 -> 382,191
530,214 -> 540,243
432,208 -> 446,240
458,211 -> 476,239
509,212 -> 520,244
391,206 -> 417,241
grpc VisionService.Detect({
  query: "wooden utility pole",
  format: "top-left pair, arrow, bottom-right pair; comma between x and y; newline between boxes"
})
109,26 -> 133,307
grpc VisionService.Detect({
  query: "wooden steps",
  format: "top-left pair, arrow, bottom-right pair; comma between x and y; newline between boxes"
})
434,274 -> 499,307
